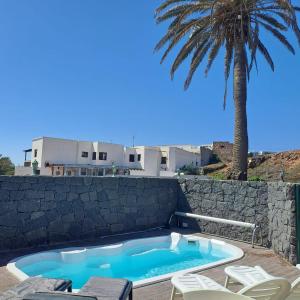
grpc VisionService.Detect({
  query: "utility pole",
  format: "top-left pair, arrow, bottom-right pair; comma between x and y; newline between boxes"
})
132,136 -> 135,147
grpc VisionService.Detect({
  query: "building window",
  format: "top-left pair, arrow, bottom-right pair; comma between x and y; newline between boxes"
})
80,168 -> 87,176
34,149 -> 38,158
99,152 -> 107,160
137,154 -> 141,161
129,154 -> 135,162
161,157 -> 167,164
92,152 -> 96,160
81,151 -> 88,158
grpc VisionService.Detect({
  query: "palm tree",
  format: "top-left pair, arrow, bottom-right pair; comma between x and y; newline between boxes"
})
155,0 -> 300,180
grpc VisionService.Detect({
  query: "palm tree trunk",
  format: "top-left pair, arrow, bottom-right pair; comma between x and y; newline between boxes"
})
231,40 -> 248,180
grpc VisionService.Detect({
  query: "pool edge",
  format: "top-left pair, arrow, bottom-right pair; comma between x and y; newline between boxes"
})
6,233 -> 244,288
132,234 -> 244,287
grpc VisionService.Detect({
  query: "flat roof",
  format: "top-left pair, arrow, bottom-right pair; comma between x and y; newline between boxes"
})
32,136 -> 124,146
30,137 -> 214,150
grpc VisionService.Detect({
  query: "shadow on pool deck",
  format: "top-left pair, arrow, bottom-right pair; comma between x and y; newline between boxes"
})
1,228 -> 299,300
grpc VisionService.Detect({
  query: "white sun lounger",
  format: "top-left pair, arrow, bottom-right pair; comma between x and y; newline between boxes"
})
286,277 -> 300,300
171,273 -> 291,300
225,265 -> 300,300
182,290 -> 253,300
171,273 -> 228,299
224,265 -> 275,287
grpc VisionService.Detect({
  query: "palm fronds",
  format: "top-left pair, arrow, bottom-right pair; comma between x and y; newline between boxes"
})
155,0 -> 300,108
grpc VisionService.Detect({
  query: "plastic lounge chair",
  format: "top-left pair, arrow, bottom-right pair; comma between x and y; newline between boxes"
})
23,277 -> 133,300
237,278 -> 291,300
224,265 -> 275,287
171,274 -> 291,300
182,290 -> 253,300
0,277 -> 72,300
285,277 -> 300,300
225,265 -> 300,300
171,273 -> 229,299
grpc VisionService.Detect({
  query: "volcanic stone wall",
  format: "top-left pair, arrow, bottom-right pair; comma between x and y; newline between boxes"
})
267,182 -> 297,264
0,176 -> 177,250
177,178 -> 298,264
0,175 -> 298,264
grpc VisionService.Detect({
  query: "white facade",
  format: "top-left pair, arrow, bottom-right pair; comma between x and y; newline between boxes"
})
15,137 -> 212,177
129,147 -> 161,177
161,144 -> 213,167
159,146 -> 203,176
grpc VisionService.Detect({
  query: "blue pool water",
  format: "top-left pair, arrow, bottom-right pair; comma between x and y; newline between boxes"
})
17,236 -> 233,289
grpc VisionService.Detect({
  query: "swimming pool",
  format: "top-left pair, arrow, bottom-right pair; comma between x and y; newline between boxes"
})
7,233 -> 243,288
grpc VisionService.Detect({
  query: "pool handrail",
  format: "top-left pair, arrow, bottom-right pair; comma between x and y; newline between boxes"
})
169,211 -> 262,248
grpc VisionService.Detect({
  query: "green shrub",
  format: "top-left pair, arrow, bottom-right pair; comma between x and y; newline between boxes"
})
178,164 -> 199,175
248,152 -> 254,158
248,175 -> 264,182
211,173 -> 226,180
0,155 -> 14,175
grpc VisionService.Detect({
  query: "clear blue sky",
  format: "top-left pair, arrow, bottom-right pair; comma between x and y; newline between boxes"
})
0,0 -> 299,165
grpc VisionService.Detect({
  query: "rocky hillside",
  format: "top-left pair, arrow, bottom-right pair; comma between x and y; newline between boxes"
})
206,150 -> 300,183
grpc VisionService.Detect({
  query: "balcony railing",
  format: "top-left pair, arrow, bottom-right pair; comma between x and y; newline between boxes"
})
24,161 -> 31,167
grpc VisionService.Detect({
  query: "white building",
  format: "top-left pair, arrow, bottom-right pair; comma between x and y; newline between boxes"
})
15,137 -> 212,177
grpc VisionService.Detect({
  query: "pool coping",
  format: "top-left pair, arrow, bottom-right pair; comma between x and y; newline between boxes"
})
6,233 -> 244,288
